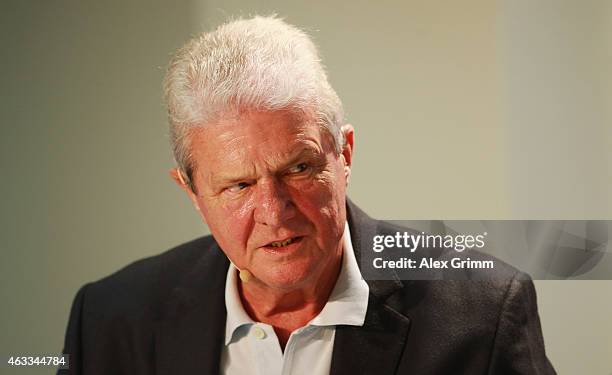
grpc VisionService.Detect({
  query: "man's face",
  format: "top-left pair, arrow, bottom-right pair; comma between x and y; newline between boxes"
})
180,110 -> 353,290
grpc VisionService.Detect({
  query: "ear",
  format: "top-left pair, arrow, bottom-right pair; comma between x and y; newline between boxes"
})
340,124 -> 354,183
169,167 -> 189,190
169,168 -> 201,211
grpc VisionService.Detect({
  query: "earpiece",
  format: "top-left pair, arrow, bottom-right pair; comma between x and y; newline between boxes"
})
230,260 -> 253,283
239,269 -> 252,283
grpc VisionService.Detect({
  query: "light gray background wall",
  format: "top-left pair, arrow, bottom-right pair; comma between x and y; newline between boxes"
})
1,1 -> 610,374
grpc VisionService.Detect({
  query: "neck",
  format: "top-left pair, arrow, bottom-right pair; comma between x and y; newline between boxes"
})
238,247 -> 343,347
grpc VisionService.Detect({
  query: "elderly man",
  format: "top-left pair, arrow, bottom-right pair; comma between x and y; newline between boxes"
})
60,16 -> 555,374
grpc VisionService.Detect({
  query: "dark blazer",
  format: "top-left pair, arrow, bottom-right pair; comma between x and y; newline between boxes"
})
59,201 -> 556,374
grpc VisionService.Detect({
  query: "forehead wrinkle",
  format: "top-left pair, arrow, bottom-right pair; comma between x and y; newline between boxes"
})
237,123 -> 318,168
262,138 -> 324,172
212,138 -> 323,186
193,111 -> 325,185
209,163 -> 257,187
192,134 -> 253,190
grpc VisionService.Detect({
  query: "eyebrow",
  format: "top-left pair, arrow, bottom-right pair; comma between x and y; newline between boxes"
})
278,144 -> 323,171
210,142 -> 323,187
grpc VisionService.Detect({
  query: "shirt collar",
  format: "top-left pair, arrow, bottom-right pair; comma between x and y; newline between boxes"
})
224,261 -> 254,345
224,221 -> 370,345
309,222 -> 370,327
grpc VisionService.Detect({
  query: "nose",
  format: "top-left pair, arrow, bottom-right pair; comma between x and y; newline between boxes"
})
253,177 -> 296,227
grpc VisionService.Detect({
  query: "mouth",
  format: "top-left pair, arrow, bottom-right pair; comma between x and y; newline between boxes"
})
263,236 -> 303,250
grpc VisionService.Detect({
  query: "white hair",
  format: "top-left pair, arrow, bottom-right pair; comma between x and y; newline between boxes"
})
163,15 -> 345,187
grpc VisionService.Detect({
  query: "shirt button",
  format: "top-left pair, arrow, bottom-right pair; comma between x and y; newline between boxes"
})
252,326 -> 266,340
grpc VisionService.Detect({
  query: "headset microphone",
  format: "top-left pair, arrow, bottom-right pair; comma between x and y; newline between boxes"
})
239,269 -> 252,283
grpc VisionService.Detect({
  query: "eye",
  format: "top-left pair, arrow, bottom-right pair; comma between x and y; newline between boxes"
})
226,182 -> 250,193
288,162 -> 309,174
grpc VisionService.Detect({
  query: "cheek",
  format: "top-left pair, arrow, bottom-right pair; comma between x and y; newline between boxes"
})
291,170 -> 346,240
198,197 -> 253,253
310,161 -> 347,208
289,172 -> 337,214
294,157 -> 346,200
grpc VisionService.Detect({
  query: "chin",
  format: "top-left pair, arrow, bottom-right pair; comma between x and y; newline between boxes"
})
258,261 -> 318,290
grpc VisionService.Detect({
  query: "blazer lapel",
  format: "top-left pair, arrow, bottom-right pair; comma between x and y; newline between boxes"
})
155,245 -> 229,375
330,200 -> 412,375
330,287 -> 411,375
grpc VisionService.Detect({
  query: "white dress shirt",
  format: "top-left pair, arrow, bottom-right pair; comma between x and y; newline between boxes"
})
220,222 -> 370,375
